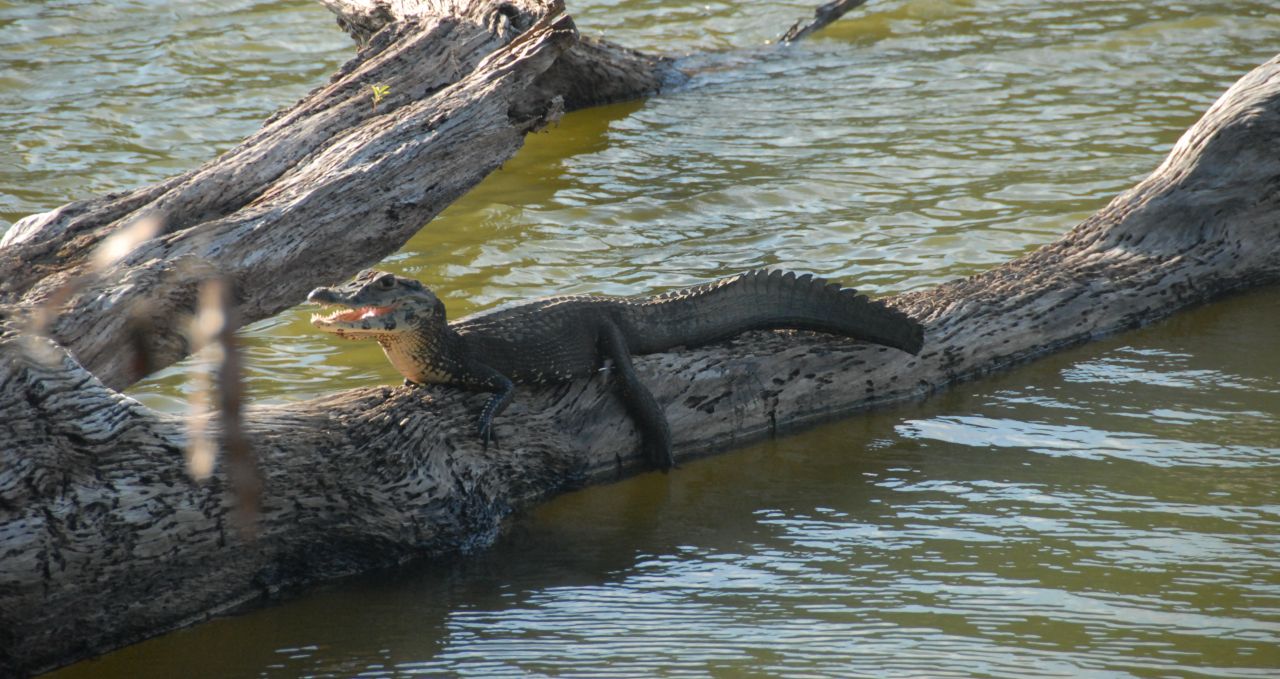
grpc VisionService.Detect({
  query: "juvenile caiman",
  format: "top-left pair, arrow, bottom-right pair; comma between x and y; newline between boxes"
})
307,269 -> 924,469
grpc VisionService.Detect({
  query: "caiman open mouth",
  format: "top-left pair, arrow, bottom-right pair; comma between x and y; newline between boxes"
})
310,304 -> 399,326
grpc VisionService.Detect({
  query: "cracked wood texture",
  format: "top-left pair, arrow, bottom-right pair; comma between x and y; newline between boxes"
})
2,52 -> 1279,677
317,0 -> 683,111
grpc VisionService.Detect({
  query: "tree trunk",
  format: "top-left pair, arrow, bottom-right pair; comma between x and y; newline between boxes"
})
2,0 -> 1278,676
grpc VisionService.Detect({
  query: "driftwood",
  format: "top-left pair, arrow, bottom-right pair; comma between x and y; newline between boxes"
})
1,0 -> 1278,674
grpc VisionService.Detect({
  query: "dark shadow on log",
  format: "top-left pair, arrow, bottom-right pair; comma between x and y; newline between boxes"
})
2,51 -> 1279,676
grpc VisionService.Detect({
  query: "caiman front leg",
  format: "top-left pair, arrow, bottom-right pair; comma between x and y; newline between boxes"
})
599,320 -> 675,470
462,361 -> 515,448
402,366 -> 513,447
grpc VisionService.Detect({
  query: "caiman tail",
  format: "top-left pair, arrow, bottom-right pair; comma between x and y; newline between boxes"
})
620,269 -> 924,355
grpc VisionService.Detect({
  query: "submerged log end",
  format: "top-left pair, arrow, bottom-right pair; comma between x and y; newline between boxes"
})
535,36 -> 685,111
1062,54 -> 1280,273
314,0 -> 398,45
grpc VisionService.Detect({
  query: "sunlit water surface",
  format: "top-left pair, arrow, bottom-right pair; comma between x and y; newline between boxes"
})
3,0 -> 1277,677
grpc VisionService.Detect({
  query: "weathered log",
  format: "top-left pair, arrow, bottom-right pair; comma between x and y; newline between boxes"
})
0,0 -> 865,393
0,8 -> 574,672
0,3 -> 580,391
0,2 -> 872,673
317,0 -> 683,110
312,0 -> 875,105
3,45 -> 1279,676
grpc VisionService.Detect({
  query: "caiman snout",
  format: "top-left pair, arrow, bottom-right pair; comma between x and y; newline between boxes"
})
306,271 -> 436,337
306,287 -> 337,305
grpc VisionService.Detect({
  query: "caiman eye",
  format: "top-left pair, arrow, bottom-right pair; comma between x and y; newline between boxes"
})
377,275 -> 395,290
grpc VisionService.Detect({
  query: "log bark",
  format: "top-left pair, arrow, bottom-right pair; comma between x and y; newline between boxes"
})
2,0 -> 1278,675
317,0 -> 683,111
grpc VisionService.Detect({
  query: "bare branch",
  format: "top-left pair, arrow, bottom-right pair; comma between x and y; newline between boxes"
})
781,0 -> 870,44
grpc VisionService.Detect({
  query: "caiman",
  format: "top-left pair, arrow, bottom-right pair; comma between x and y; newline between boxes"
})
307,269 -> 924,469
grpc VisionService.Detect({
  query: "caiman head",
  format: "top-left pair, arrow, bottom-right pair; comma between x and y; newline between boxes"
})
307,269 -> 447,340
307,270 -> 463,385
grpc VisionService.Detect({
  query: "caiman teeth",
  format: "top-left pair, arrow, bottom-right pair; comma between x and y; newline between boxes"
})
310,306 -> 347,325
310,304 -> 398,326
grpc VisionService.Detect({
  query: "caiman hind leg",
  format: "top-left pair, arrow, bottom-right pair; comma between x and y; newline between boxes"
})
599,320 -> 675,470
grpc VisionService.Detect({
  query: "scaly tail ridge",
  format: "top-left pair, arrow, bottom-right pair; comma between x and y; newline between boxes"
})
624,269 -> 924,355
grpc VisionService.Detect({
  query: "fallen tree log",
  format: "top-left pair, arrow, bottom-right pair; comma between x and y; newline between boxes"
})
2,50 -> 1278,676
0,0 -> 864,392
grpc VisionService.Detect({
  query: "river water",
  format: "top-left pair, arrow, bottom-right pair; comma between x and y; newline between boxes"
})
4,0 -> 1279,676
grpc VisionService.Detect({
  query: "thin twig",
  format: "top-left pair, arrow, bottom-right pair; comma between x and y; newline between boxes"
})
780,0 -> 870,44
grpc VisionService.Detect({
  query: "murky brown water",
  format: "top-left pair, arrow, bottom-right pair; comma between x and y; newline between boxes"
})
4,0 -> 1279,676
